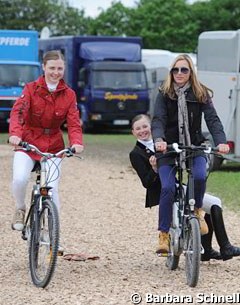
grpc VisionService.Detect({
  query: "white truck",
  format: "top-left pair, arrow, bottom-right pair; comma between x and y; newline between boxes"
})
142,49 -> 174,115
197,30 -> 240,169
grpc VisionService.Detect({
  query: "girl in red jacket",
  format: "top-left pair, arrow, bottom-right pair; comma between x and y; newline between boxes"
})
9,50 -> 83,235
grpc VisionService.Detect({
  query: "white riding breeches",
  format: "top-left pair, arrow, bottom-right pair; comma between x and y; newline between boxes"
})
202,192 -> 222,214
182,185 -> 222,214
12,151 -> 62,212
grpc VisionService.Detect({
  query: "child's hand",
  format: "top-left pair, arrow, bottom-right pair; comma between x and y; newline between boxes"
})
149,155 -> 158,173
155,141 -> 167,152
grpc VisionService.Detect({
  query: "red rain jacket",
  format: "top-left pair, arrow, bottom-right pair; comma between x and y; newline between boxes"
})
9,76 -> 83,160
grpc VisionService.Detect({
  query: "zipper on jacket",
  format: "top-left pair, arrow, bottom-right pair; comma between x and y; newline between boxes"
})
190,112 -> 193,127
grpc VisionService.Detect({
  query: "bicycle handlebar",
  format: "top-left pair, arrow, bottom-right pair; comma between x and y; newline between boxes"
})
18,141 -> 76,158
167,143 -> 219,154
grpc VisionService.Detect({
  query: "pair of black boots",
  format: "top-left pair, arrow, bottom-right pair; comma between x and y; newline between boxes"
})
201,205 -> 240,261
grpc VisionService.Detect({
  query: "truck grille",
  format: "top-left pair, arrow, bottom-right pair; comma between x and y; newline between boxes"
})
92,100 -> 148,113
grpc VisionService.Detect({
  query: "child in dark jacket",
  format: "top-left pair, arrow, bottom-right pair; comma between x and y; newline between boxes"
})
129,114 -> 240,261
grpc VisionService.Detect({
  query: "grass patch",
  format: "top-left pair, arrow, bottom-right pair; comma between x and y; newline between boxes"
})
207,166 -> 240,212
0,132 -> 8,144
83,133 -> 135,145
0,131 -> 135,146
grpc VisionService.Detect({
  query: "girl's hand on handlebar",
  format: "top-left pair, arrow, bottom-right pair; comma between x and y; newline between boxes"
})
9,135 -> 22,146
155,141 -> 167,153
217,143 -> 230,154
71,144 -> 84,154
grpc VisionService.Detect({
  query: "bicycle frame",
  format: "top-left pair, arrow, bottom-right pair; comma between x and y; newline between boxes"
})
169,149 -> 198,256
166,143 -> 215,287
22,156 -> 53,241
16,142 -> 76,288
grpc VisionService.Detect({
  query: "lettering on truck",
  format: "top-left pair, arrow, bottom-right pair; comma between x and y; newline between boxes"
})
0,37 -> 30,46
104,92 -> 138,101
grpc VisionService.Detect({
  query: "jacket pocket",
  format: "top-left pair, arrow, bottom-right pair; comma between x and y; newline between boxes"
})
55,109 -> 67,120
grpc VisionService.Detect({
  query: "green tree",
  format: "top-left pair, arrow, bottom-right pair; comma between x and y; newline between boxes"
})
129,0 -> 198,52
0,0 -> 90,35
0,0 -> 239,52
89,2 -> 134,36
191,0 -> 240,34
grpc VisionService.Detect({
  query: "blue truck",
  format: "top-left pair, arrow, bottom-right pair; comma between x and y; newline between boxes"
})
0,30 -> 40,126
39,35 -> 149,130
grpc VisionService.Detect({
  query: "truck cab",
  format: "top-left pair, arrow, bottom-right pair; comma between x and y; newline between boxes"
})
39,36 -> 149,130
0,30 -> 40,125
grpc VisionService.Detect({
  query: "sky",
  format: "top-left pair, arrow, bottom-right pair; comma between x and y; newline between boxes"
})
69,0 -> 137,17
69,0 -> 196,17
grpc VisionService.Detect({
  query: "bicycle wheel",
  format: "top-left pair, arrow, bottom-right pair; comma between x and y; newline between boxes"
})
29,198 -> 59,288
184,217 -> 201,287
166,228 -> 180,270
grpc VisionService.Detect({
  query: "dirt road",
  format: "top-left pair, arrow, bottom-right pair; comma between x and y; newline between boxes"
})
1,143 -> 240,305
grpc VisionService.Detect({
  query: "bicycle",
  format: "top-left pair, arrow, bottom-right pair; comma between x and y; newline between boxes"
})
16,142 -> 76,288
165,143 -> 216,287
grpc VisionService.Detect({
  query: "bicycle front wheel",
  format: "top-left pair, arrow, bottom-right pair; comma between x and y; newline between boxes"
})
166,228 -> 180,270
184,217 -> 201,287
29,198 -> 59,288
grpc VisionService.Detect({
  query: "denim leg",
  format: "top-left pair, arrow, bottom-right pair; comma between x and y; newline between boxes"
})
158,165 -> 176,232
192,156 -> 207,208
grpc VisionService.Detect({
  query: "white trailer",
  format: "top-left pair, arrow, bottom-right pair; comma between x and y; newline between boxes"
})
197,30 -> 240,168
142,49 -> 174,115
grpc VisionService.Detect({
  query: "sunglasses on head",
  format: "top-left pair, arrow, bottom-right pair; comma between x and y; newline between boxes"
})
171,67 -> 190,75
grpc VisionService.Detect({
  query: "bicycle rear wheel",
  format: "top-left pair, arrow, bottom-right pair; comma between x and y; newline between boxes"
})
184,217 -> 201,287
29,198 -> 59,288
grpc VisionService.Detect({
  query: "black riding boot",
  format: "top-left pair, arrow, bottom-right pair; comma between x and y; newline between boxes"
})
211,205 -> 240,261
201,213 -> 222,261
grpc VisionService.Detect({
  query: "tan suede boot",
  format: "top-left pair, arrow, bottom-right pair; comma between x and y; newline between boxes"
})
156,231 -> 170,254
195,208 -> 209,235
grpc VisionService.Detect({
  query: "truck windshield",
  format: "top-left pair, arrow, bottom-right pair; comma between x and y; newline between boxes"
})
0,64 -> 39,87
92,70 -> 148,90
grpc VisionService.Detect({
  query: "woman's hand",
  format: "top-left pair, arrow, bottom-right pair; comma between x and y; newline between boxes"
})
9,135 -> 21,146
71,144 -> 84,154
155,141 -> 167,152
217,143 -> 230,154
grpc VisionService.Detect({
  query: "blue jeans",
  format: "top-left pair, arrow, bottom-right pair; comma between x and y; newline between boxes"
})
158,156 -> 206,232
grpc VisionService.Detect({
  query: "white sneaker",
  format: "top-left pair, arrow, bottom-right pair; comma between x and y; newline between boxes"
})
12,209 -> 25,231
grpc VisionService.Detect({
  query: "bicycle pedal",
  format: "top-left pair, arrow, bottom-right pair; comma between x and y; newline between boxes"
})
21,230 -> 27,241
21,234 -> 27,241
57,250 -> 64,257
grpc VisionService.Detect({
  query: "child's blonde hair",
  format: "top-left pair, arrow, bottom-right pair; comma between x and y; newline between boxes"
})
131,114 -> 151,129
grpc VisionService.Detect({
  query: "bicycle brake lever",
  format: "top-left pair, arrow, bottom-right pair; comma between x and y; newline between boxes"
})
65,151 -> 74,157
203,146 -> 212,154
172,143 -> 182,153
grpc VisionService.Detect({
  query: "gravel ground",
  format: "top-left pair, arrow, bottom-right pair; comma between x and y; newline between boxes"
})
1,143 -> 240,305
